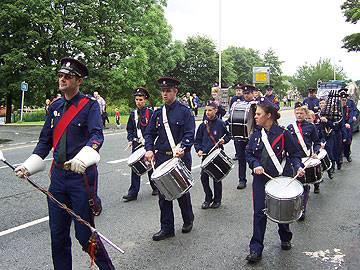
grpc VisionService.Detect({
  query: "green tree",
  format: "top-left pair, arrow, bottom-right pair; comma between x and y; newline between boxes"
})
263,48 -> 287,96
0,0 -> 174,122
172,35 -> 218,100
222,46 -> 262,84
341,0 -> 360,52
291,58 -> 346,97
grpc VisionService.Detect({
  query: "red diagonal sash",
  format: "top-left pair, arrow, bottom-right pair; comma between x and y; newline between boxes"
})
52,97 -> 89,150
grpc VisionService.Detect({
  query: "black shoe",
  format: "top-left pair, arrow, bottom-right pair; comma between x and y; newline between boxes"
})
237,181 -> 246,189
151,190 -> 159,196
210,201 -> 221,209
314,186 -> 320,194
232,156 -> 239,161
337,163 -> 342,170
122,194 -> 137,202
281,241 -> 292,250
182,222 -> 193,233
152,230 -> 175,241
245,251 -> 262,263
346,156 -> 352,162
298,212 -> 305,221
201,201 -> 211,209
327,171 -> 334,179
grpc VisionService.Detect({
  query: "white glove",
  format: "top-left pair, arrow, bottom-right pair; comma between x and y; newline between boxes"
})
14,154 -> 45,178
65,158 -> 86,174
64,146 -> 100,174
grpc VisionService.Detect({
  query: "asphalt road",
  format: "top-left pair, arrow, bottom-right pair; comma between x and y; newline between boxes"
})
0,110 -> 359,270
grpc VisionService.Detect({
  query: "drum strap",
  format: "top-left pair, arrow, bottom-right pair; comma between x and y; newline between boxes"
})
204,121 -> 217,146
292,122 -> 311,157
261,128 -> 283,175
134,109 -> 144,144
162,106 -> 179,154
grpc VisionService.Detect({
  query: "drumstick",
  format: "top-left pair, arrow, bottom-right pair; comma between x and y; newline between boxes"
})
208,135 -> 226,154
150,159 -> 155,171
262,172 -> 280,183
285,162 -> 310,187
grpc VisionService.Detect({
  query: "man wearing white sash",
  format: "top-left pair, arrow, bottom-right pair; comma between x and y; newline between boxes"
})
144,77 -> 195,241
287,102 -> 321,221
123,87 -> 158,202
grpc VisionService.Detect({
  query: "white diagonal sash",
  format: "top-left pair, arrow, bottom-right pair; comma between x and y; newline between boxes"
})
134,109 -> 144,144
292,122 -> 311,157
261,128 -> 283,175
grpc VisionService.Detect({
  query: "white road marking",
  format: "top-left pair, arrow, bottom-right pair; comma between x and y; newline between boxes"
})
0,163 -> 203,236
0,217 -> 49,237
107,158 -> 128,164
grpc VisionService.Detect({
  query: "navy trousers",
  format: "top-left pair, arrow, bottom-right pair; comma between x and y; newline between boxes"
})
234,139 -> 248,183
48,166 -> 114,270
128,144 -> 157,196
155,152 -> 194,234
249,174 -> 292,254
200,170 -> 222,203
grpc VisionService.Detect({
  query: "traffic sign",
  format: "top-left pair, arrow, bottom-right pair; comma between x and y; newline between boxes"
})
21,81 -> 28,92
253,67 -> 270,84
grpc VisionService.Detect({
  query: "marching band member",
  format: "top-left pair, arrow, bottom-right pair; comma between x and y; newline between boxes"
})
144,77 -> 195,241
14,58 -> 114,269
317,99 -> 336,180
209,82 -> 226,119
229,83 -> 245,110
245,98 -> 303,263
264,85 -> 280,110
195,100 -> 231,209
339,88 -> 358,163
233,84 -> 257,189
303,88 -> 320,112
123,87 -> 158,202
287,103 -> 321,220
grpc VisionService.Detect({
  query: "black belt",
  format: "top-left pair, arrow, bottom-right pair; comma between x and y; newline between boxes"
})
157,150 -> 173,156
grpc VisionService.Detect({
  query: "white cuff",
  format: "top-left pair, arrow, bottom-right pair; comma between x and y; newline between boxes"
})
74,146 -> 100,167
22,154 -> 45,175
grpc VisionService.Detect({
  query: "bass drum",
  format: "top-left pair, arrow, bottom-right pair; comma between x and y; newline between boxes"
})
229,101 -> 256,140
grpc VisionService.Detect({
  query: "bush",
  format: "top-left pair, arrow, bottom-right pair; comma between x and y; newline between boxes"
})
14,109 -> 46,122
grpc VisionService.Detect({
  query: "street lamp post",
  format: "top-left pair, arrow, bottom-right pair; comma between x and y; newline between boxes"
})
218,0 -> 222,89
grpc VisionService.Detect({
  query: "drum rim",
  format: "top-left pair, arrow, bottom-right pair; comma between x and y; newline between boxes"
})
201,148 -> 223,167
127,147 -> 146,165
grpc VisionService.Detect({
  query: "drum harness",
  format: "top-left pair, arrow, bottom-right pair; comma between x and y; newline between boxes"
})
292,122 -> 311,157
162,106 -> 181,157
260,128 -> 285,176
134,108 -> 150,145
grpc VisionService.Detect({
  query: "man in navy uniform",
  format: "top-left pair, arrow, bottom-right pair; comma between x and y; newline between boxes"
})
233,84 -> 257,189
144,77 -> 195,241
229,83 -> 245,110
339,88 -> 358,162
123,87 -> 158,202
264,85 -> 280,110
14,58 -> 115,269
303,88 -> 320,112
195,100 -> 232,209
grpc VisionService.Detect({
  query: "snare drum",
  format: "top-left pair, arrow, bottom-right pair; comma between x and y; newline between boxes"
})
298,157 -> 323,185
127,147 -> 151,176
229,102 -> 256,140
317,149 -> 332,171
151,158 -> 193,201
265,177 -> 304,224
201,149 -> 234,182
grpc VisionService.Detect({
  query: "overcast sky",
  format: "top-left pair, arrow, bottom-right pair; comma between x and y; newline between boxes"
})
165,0 -> 360,80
